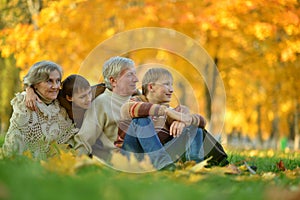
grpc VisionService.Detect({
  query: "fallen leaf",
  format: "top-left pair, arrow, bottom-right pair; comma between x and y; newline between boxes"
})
235,174 -> 261,181
276,160 -> 286,171
189,157 -> 212,173
110,152 -> 154,173
262,172 -> 276,180
174,169 -> 191,177
182,160 -> 197,170
283,169 -> 298,180
224,164 -> 241,175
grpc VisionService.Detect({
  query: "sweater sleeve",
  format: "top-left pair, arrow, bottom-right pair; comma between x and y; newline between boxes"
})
73,101 -> 103,156
2,93 -> 29,156
191,114 -> 206,128
121,96 -> 166,119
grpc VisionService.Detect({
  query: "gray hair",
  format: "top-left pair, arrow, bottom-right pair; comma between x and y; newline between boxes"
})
102,56 -> 135,90
142,68 -> 173,95
23,61 -> 63,88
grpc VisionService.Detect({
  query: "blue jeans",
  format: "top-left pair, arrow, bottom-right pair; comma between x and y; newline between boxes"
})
162,125 -> 204,163
184,127 -> 204,163
122,117 -> 204,168
122,117 -> 173,170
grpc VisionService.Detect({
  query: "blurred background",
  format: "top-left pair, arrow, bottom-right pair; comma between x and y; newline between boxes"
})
0,0 -> 299,150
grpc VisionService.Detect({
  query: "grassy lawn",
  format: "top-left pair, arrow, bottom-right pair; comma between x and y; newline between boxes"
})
0,137 -> 300,200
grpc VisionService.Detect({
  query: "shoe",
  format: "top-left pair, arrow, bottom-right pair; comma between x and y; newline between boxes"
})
160,163 -> 176,172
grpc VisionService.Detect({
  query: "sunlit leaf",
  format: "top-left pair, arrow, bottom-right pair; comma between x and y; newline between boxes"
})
189,157 -> 212,173
110,152 -> 154,172
262,172 -> 276,180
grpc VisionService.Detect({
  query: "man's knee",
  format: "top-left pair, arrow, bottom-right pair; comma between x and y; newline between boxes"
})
132,117 -> 152,127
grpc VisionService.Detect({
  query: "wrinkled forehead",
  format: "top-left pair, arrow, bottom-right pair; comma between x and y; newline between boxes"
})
118,66 -> 136,76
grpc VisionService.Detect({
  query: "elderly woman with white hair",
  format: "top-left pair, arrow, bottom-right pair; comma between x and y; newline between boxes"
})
2,61 -> 78,158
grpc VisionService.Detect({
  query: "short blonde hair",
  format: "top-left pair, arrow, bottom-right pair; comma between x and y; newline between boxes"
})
23,61 -> 63,88
142,68 -> 173,95
102,56 -> 135,90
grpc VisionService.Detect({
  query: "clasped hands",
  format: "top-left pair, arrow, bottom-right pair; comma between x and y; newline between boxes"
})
164,105 -> 192,138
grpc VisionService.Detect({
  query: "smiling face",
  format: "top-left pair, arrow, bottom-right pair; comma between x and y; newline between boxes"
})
67,87 -> 92,109
34,70 -> 61,102
111,66 -> 139,96
147,75 -> 174,104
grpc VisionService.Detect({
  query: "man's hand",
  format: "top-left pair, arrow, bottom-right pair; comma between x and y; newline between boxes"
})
25,87 -> 41,111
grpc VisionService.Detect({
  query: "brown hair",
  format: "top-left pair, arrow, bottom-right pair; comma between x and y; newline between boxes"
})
60,74 -> 90,98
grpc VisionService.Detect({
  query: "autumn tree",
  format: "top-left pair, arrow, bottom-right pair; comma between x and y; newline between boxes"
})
0,0 -> 299,149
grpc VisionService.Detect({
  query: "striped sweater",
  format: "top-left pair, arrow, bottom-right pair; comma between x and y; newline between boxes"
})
114,95 -> 206,148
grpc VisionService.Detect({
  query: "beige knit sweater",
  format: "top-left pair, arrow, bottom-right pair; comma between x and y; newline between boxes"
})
74,89 -> 131,158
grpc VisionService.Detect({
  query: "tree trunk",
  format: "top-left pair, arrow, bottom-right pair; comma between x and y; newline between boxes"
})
294,100 -> 299,150
204,58 -> 218,125
256,104 -> 263,145
26,0 -> 42,30
0,56 -> 21,133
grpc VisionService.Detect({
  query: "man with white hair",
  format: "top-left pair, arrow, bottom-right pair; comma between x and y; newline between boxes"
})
74,56 -> 139,160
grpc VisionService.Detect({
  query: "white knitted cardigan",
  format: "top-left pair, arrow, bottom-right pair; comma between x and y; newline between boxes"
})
2,92 -> 78,158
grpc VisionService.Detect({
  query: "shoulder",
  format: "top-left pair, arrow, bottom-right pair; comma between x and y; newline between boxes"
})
91,83 -> 106,99
10,92 -> 28,112
11,92 -> 26,105
93,90 -> 109,104
130,95 -> 147,102
88,91 -> 110,111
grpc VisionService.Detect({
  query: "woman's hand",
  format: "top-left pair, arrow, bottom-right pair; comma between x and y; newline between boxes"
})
25,87 -> 41,111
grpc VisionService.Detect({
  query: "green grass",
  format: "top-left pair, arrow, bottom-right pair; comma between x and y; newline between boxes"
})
1,149 -> 300,200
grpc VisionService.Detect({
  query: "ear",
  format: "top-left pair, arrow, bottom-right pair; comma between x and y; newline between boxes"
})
66,95 -> 73,102
109,77 -> 117,87
148,83 -> 154,92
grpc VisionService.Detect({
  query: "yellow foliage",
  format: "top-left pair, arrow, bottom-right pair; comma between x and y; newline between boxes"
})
0,0 -> 299,142
39,143 -> 103,175
110,152 -> 155,173
262,172 -> 277,180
